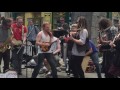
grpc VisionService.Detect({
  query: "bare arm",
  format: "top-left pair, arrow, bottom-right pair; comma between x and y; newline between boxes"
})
72,38 -> 84,45
70,29 -> 88,45
23,33 -> 27,44
36,32 -> 43,46
99,37 -> 110,44
53,40 -> 61,55
85,48 -> 93,56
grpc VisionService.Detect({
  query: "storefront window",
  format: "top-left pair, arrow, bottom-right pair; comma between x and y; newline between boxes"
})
12,12 -> 25,24
52,12 -> 66,29
33,12 -> 41,29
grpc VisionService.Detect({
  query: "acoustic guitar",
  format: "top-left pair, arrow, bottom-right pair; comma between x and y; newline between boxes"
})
40,39 -> 58,52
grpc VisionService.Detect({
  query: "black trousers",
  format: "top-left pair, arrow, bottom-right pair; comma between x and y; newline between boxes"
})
29,41 -> 37,55
67,50 -> 72,73
102,51 -> 115,78
11,47 -> 24,74
32,53 -> 58,78
70,55 -> 85,78
0,49 -> 10,73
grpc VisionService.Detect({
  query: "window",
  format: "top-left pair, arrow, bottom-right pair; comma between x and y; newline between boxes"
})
52,12 -> 65,29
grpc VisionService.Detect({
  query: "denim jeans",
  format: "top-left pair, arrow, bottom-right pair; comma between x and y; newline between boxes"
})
91,52 -> 102,78
32,53 -> 58,78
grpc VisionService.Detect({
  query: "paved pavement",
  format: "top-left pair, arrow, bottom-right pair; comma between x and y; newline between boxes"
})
18,67 -> 105,78
0,56 -> 105,78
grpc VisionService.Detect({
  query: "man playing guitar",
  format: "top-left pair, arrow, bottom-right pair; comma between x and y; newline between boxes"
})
11,16 -> 28,75
98,18 -> 118,78
31,22 -> 58,78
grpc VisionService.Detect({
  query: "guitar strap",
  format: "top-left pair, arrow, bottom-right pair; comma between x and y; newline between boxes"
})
22,25 -> 24,43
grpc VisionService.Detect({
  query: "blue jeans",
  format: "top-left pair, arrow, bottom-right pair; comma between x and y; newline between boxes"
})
32,53 -> 58,78
91,52 -> 102,78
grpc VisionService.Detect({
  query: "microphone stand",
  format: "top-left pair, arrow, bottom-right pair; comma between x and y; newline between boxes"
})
17,30 -> 33,78
25,31 -> 33,78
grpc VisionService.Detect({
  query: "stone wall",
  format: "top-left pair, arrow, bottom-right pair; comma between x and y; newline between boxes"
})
91,12 -> 107,44
71,12 -> 93,37
71,12 -> 107,45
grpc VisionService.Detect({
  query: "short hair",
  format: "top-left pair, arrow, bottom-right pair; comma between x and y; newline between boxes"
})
42,22 -> 50,28
16,16 -> 23,21
71,24 -> 78,28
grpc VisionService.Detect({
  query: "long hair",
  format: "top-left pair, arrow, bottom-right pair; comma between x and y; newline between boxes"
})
77,16 -> 88,29
99,18 -> 112,30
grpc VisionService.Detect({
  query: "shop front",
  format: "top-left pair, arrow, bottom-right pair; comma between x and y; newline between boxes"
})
24,12 -> 52,30
12,12 -> 70,30
112,12 -> 120,26
12,12 -> 52,30
12,12 -> 25,24
52,12 -> 69,29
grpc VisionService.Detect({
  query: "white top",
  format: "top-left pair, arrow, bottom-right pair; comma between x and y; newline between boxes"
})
41,31 -> 51,42
72,29 -> 88,56
38,31 -> 59,54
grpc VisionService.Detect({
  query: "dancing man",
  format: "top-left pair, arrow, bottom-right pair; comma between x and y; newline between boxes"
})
31,22 -> 58,78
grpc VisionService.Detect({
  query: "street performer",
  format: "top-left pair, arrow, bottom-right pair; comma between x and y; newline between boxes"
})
98,18 -> 118,78
108,32 -> 120,77
0,17 -> 12,73
11,16 -> 28,75
69,16 -> 89,78
31,22 -> 58,78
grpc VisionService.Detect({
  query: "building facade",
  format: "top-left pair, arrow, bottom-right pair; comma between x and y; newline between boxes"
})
112,12 -> 120,26
71,12 -> 107,44
11,12 -> 70,30
0,12 -> 12,17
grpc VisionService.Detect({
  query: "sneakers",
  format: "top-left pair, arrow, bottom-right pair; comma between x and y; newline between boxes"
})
57,67 -> 61,72
39,66 -> 48,74
45,71 -> 52,78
